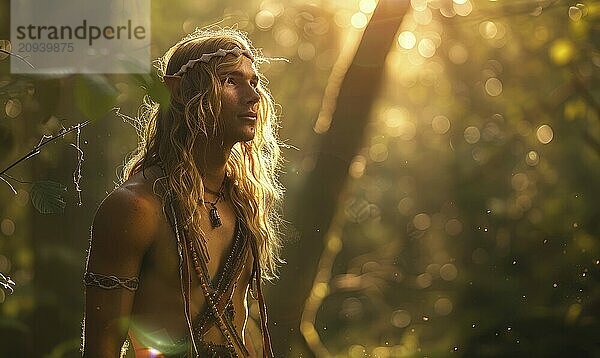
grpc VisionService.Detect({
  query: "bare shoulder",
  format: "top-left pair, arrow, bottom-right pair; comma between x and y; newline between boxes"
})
89,166 -> 166,269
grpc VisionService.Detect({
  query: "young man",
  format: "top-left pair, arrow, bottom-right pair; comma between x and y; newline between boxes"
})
83,28 -> 284,357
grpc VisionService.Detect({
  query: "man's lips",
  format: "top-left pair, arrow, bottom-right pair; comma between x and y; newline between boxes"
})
239,113 -> 257,121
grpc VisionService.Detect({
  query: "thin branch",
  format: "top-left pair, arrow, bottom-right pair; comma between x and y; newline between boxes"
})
0,48 -> 35,69
0,272 -> 16,294
0,176 -> 17,195
0,173 -> 32,184
0,121 -> 90,178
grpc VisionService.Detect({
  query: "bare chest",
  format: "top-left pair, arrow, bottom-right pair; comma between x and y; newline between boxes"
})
130,202 -> 250,338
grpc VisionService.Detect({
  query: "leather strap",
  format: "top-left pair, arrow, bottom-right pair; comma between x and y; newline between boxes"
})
250,238 -> 274,357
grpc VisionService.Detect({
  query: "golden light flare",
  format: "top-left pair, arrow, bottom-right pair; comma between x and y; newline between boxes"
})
479,21 -> 498,39
334,9 -> 352,28
255,10 -> 275,29
397,197 -> 415,215
383,106 -> 410,127
485,77 -> 503,96
5,98 -> 22,118
397,31 -> 417,49
359,0 -> 377,14
0,254 -> 11,272
413,213 -> 431,230
526,150 -> 539,166
351,12 -> 368,29
1,218 -> 15,236
410,0 -> 428,12
369,143 -> 389,162
260,0 -> 285,16
568,6 -> 583,21
549,39 -> 575,65
536,124 -> 554,144
440,5 -> 456,18
349,155 -> 367,178
454,0 -> 473,16
297,42 -> 316,61
273,26 -> 298,47
440,263 -> 458,281
416,272 -> 433,288
432,115 -> 450,134
463,126 -> 481,144
418,38 -> 436,58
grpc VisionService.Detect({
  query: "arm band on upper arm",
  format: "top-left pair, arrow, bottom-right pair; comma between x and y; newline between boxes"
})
83,272 -> 140,291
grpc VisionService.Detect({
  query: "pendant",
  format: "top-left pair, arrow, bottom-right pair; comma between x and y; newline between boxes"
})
209,204 -> 222,228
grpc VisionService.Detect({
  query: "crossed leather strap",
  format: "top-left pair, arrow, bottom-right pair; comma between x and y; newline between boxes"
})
167,198 -> 274,357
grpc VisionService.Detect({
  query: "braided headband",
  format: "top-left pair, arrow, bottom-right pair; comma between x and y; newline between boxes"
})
164,46 -> 253,79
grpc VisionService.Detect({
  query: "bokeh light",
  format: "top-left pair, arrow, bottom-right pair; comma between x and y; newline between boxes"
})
448,43 -> 468,64
463,126 -> 481,144
526,151 -> 539,166
5,99 -> 22,118
440,264 -> 458,281
359,0 -> 377,14
413,213 -> 431,230
431,115 -> 450,134
397,31 -> 417,50
255,10 -> 275,30
485,77 -> 503,96
536,124 -> 554,144
1,218 -> 15,236
568,6 -> 583,21
418,38 -> 436,58
351,12 -> 368,29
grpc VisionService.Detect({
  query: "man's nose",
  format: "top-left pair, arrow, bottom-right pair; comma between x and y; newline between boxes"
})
246,84 -> 260,106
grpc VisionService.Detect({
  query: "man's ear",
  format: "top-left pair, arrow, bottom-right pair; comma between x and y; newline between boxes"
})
163,75 -> 181,94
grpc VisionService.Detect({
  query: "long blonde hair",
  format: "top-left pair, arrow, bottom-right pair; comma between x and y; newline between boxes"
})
121,28 -> 284,280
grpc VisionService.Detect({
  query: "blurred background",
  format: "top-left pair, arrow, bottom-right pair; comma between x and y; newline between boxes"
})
1,0 -> 599,357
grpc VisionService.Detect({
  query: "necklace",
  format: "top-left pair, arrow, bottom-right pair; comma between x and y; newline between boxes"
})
204,177 -> 226,228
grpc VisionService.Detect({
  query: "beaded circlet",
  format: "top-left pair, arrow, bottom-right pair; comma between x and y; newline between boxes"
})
166,47 -> 253,78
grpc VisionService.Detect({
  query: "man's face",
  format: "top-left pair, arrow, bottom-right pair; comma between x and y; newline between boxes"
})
219,55 -> 260,146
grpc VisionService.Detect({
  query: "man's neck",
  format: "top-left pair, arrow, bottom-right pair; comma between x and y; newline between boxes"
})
196,142 -> 232,192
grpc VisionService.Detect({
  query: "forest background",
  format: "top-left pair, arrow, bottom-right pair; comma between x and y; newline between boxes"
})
0,0 -> 599,357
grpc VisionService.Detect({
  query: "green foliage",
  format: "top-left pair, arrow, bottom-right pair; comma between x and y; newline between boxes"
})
74,75 -> 118,121
30,180 -> 67,214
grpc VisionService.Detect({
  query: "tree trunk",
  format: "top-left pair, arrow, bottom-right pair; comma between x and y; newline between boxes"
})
269,1 -> 409,356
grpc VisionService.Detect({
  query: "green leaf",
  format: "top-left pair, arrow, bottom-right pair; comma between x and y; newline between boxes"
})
30,180 -> 67,214
74,75 -> 118,121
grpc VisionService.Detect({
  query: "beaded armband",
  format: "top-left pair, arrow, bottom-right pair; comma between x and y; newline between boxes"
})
83,272 -> 140,291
